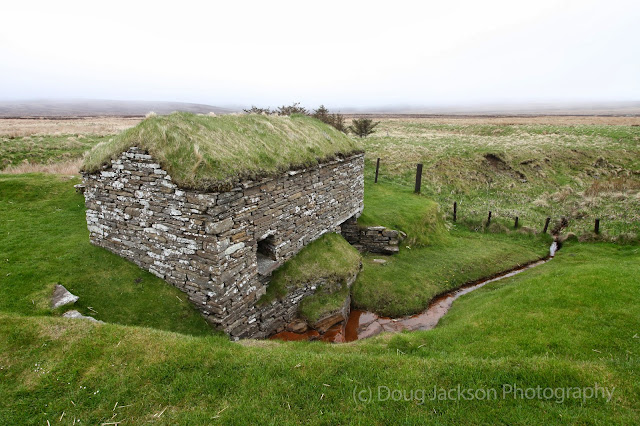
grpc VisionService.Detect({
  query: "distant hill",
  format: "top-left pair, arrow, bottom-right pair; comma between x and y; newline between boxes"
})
0,99 -> 235,117
340,101 -> 640,116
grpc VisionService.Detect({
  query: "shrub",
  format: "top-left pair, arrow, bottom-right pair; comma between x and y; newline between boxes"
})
243,106 -> 273,115
348,118 -> 380,138
313,105 -> 348,133
276,102 -> 308,116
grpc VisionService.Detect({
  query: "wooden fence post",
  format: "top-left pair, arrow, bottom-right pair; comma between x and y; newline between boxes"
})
374,158 -> 380,183
453,201 -> 457,222
543,217 -> 551,234
487,211 -> 492,226
414,164 -> 423,193
594,218 -> 600,234
514,216 -> 519,229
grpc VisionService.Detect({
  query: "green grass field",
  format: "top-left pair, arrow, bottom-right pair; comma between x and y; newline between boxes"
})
0,173 -> 551,328
1,117 -> 639,423
1,242 -> 638,424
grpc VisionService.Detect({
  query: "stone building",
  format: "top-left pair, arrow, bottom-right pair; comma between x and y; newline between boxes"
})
81,113 -> 366,338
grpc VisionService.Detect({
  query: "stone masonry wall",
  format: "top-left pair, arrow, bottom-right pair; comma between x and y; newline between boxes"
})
341,217 -> 405,254
83,147 -> 364,339
261,266 -> 361,337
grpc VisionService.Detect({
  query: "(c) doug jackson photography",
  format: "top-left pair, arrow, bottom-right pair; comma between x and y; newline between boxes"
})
1,0 -> 639,424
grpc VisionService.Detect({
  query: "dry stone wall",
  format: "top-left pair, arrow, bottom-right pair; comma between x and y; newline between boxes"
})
83,147 -> 364,339
341,217 -> 405,254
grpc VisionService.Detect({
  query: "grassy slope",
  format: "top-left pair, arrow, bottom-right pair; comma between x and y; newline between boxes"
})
0,174 -> 212,336
352,180 -> 552,317
362,120 -> 640,238
1,243 -> 638,424
82,113 -> 362,190
260,234 -> 361,323
358,180 -> 449,247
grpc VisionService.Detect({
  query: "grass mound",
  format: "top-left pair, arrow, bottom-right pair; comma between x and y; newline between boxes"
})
81,112 -> 362,190
259,233 -> 361,305
358,180 -> 449,246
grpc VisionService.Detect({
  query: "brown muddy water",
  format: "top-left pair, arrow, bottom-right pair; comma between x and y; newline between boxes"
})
271,242 -> 558,343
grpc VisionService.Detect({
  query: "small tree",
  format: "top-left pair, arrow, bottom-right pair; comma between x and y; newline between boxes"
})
348,118 -> 380,138
312,105 -> 330,122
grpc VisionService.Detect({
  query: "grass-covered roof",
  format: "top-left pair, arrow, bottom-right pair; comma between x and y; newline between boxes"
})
82,112 -> 362,191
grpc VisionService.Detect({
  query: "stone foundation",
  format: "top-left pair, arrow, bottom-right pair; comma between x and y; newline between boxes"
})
83,147 -> 364,339
341,217 -> 405,254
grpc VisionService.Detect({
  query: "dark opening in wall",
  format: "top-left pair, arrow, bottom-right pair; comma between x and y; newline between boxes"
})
257,235 -> 277,260
257,235 -> 278,276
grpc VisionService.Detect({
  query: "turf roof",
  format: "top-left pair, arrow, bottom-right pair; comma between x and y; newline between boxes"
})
82,112 -> 362,191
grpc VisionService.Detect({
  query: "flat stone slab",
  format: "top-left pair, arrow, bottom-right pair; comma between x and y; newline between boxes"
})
286,318 -> 309,333
372,258 -> 387,264
62,310 -> 103,323
257,254 -> 279,276
51,284 -> 79,309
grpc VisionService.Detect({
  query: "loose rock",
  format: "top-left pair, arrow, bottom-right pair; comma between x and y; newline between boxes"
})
62,310 -> 103,323
51,284 -> 79,309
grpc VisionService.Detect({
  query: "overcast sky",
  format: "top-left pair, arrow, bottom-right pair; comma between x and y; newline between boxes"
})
1,0 -> 639,109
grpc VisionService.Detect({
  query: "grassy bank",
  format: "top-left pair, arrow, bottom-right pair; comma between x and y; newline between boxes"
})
360,120 -> 640,239
352,180 -> 552,317
0,174 -> 212,336
259,233 -> 361,310
1,243 -> 638,424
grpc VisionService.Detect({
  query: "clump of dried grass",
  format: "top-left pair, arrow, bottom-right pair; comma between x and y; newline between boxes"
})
584,177 -> 640,196
532,196 -> 550,208
551,186 -> 574,202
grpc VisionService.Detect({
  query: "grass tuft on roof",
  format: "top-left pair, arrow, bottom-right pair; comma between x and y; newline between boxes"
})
81,112 -> 363,191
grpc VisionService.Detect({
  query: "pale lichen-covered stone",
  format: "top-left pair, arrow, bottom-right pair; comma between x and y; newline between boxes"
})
51,284 -> 79,309
62,310 -> 102,323
206,217 -> 234,235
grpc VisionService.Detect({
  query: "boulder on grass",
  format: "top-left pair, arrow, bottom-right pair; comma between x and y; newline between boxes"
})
51,284 -> 79,309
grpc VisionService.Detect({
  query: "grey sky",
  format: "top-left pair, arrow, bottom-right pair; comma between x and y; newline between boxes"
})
2,0 -> 639,109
